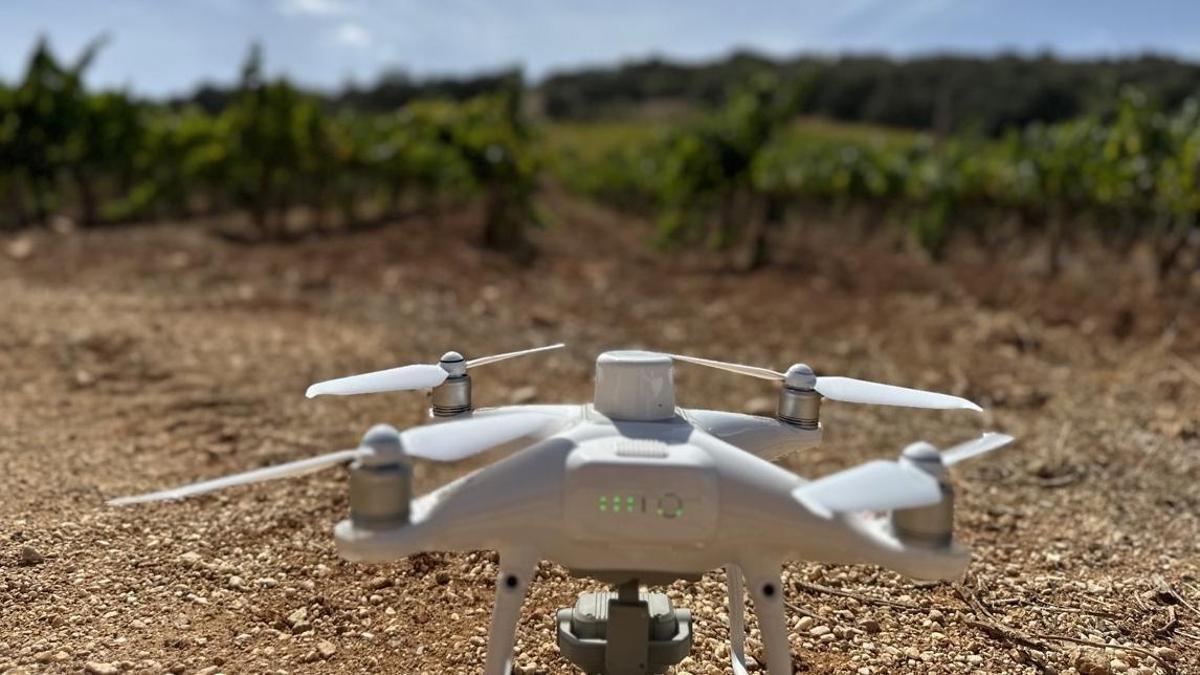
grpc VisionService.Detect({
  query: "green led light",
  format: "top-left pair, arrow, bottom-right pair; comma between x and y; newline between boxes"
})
626,496 -> 635,509
612,495 -> 621,513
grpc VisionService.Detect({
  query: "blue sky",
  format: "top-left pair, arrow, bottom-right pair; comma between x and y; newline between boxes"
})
2,0 -> 1197,96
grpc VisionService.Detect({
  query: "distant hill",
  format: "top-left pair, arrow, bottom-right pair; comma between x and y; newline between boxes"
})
537,51 -> 1200,135
160,50 -> 1200,136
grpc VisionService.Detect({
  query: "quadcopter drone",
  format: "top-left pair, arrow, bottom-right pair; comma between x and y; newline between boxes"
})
111,344 -> 1012,675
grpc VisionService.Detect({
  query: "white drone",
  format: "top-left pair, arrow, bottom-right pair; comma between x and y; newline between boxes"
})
112,344 -> 1012,675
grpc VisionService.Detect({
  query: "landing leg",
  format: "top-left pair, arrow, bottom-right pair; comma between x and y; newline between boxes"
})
726,565 -> 750,675
483,550 -> 538,675
743,563 -> 792,675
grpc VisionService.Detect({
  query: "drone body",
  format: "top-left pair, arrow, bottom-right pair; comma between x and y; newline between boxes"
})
114,346 -> 1010,675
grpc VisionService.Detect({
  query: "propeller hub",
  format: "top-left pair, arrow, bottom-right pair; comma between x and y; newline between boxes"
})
899,441 -> 946,476
359,424 -> 406,466
784,363 -> 816,390
439,351 -> 468,378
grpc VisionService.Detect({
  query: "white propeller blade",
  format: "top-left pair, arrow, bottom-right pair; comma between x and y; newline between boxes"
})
942,432 -> 1014,466
467,343 -> 565,368
794,460 -> 942,516
402,413 -> 555,462
107,449 -> 361,505
814,376 -> 982,411
305,344 -> 565,398
667,353 -> 982,412
108,413 -> 557,505
668,353 -> 785,382
306,364 -> 448,398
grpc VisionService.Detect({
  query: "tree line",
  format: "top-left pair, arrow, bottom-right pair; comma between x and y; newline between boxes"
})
540,51 -> 1200,136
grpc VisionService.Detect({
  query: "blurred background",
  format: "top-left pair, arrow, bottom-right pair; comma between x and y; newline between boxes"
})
2,0 -> 1200,280
3,4 -> 1200,674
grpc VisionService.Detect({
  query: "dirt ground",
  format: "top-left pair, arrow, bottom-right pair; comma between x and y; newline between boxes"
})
2,199 -> 1199,675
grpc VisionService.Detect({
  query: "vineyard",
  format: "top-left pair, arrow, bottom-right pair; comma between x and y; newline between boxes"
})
3,41 -> 1200,281
4,39 -> 1200,675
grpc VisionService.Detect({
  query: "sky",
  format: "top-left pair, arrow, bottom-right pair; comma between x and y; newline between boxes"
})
1,0 -> 1198,96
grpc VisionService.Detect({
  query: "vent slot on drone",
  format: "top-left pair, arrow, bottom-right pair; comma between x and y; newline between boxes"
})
615,440 -> 670,459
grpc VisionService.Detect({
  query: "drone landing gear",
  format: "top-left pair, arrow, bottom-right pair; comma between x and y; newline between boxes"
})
484,551 -> 537,675
556,579 -> 693,675
728,564 -> 793,675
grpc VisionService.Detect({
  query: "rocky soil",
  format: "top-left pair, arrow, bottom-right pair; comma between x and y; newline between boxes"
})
1,202 -> 1198,674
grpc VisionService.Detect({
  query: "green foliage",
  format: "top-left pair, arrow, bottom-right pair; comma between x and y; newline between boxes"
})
0,40 -> 539,249
556,86 -> 1200,266
656,75 -> 806,249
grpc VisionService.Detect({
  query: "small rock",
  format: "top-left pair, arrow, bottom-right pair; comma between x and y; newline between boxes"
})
364,576 -> 393,591
967,654 -> 983,665
18,545 -> 43,566
435,571 -> 451,585
316,640 -> 336,658
85,662 -> 119,675
796,616 -> 814,631
1110,658 -> 1129,673
286,607 -> 308,628
1073,649 -> 1113,675
744,397 -> 775,416
5,237 -> 34,260
1153,646 -> 1179,662
858,618 -> 881,634
509,385 -> 539,404
809,625 -> 831,636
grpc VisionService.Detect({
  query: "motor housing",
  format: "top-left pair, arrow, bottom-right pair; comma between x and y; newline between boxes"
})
890,442 -> 954,547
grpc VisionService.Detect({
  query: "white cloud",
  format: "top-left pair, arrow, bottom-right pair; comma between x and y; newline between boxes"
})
278,0 -> 349,17
332,21 -> 372,48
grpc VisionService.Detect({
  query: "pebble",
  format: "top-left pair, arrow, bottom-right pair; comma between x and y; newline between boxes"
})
316,640 -> 337,659
796,616 -> 814,631
6,237 -> 34,260
18,545 -> 43,566
509,385 -> 539,404
84,662 -> 119,675
287,607 -> 308,629
1073,650 -> 1113,675
858,618 -> 881,634
1153,646 -> 1179,662
365,576 -> 394,591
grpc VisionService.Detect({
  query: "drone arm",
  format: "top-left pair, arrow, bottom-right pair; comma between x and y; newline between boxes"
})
483,549 -> 538,675
741,561 -> 793,675
685,410 -> 821,460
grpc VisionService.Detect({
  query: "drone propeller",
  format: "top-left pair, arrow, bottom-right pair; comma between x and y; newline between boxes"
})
669,353 -> 981,411
941,432 -> 1013,466
108,412 -> 556,506
793,461 -> 943,516
794,432 -> 1013,517
306,343 -> 565,398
